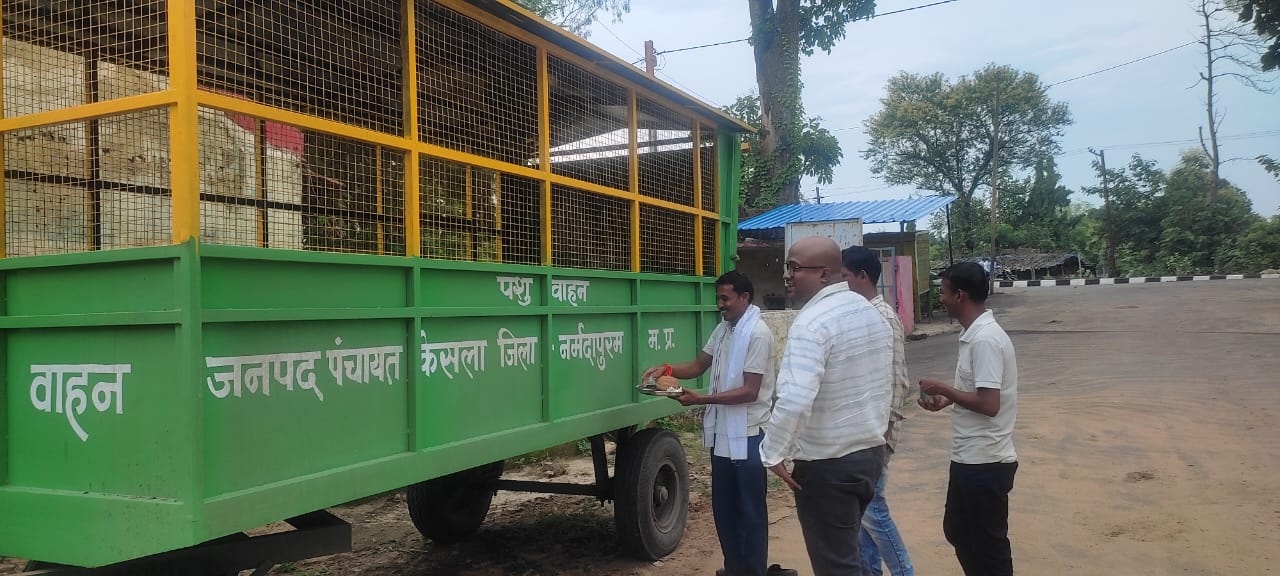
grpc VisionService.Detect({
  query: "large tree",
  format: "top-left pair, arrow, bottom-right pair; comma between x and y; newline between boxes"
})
862,64 -> 1072,254
514,0 -> 629,36
1157,152 -> 1260,272
747,0 -> 876,206
725,95 -> 843,216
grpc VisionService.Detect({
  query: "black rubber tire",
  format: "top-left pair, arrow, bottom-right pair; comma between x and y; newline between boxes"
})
613,428 -> 689,560
406,461 -> 504,544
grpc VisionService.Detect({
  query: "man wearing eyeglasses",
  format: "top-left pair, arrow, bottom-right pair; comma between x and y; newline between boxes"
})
761,236 -> 894,576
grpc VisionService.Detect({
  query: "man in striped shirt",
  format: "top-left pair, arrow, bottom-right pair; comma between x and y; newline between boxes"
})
761,236 -> 894,576
843,246 -> 914,576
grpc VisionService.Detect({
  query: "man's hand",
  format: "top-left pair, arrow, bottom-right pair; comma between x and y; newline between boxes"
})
673,389 -> 702,406
769,463 -> 802,492
919,378 -> 951,397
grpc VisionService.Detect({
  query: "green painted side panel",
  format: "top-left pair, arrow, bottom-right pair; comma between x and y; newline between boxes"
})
416,315 -> 543,446
547,314 -> 634,419
201,257 -> 408,310
5,259 -> 178,315
0,248 -> 199,568
0,490 -> 194,567
421,269 -> 540,308
7,327 -> 188,499
637,280 -> 699,307
201,320 -> 411,496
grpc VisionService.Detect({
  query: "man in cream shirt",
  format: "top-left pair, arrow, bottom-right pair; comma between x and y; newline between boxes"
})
761,237 -> 893,576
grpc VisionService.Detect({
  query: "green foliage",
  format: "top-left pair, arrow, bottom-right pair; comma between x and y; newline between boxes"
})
862,64 -> 1072,254
654,410 -> 703,433
725,94 -> 844,215
794,1 -> 878,56
1221,215 -> 1280,272
514,0 -> 630,36
1156,153 -> 1261,272
1077,151 -> 1272,276
1259,154 -> 1280,182
744,0 -> 873,207
1234,0 -> 1280,70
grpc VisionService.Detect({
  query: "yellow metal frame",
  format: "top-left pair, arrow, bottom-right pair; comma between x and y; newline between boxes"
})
168,0 -> 199,244
692,124 -> 703,276
0,0 -> 726,273
0,0 -> 5,258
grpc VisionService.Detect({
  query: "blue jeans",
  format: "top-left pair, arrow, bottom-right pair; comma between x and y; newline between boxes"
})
711,433 -> 768,576
860,466 -> 914,576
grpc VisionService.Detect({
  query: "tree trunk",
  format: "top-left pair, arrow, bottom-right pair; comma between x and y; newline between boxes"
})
1199,0 -> 1221,202
749,0 -> 804,206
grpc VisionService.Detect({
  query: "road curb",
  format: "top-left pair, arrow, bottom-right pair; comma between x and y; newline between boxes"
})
998,273 -> 1279,288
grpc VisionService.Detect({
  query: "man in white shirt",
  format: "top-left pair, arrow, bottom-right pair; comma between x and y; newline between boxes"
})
842,246 -> 914,576
641,270 -> 782,576
919,262 -> 1019,576
760,237 -> 894,576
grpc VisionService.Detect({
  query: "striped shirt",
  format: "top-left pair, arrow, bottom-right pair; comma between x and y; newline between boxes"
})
760,283 -> 893,467
870,295 -> 909,452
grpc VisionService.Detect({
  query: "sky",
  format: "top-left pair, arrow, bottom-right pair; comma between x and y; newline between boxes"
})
584,0 -> 1280,229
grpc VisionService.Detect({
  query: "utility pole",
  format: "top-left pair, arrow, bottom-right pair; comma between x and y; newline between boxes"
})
814,186 -> 823,204
643,41 -> 657,154
1088,148 -> 1117,277
989,83 -> 1001,293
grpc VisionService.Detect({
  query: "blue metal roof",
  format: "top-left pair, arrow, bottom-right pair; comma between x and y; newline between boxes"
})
737,195 -> 956,231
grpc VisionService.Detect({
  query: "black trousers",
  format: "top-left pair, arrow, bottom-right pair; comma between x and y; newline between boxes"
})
792,445 -> 886,576
944,461 -> 1018,576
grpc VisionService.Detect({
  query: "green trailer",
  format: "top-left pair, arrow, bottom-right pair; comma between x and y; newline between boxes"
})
0,0 -> 749,571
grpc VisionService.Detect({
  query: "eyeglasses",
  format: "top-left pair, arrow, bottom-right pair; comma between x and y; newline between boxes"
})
784,262 -> 828,274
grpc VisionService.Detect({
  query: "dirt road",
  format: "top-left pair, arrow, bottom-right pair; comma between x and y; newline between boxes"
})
5,280 -> 1277,575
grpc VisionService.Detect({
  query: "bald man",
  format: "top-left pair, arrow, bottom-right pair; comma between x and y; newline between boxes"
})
761,237 -> 895,576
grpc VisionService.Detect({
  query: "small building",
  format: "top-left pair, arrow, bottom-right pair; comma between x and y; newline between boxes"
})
736,196 -> 955,325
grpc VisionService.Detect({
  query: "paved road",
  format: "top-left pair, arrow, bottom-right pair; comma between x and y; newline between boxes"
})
753,279 -> 1280,576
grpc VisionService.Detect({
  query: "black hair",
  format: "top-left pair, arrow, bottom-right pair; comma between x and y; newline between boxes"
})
940,262 -> 990,303
841,246 -> 882,285
716,270 -> 755,302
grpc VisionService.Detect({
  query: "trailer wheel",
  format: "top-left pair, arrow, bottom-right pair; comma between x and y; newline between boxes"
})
406,461 -> 504,544
614,428 -> 689,560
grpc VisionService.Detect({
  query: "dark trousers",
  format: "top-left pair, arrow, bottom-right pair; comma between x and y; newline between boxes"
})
711,433 -> 768,576
792,445 -> 886,576
944,461 -> 1018,576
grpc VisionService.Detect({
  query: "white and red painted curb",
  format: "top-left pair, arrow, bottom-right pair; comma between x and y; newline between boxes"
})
997,273 -> 1279,288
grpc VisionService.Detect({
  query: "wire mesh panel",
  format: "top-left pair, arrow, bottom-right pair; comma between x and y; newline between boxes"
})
420,156 -> 542,264
639,205 -> 695,275
491,172 -> 543,266
420,156 -> 469,261
700,124 -> 717,213
546,55 -> 631,192
198,107 -> 404,254
702,217 -> 718,277
196,0 -> 403,135
551,185 -> 630,271
5,108 -> 172,256
636,97 -> 694,208
417,0 -> 539,166
2,1 -> 169,109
